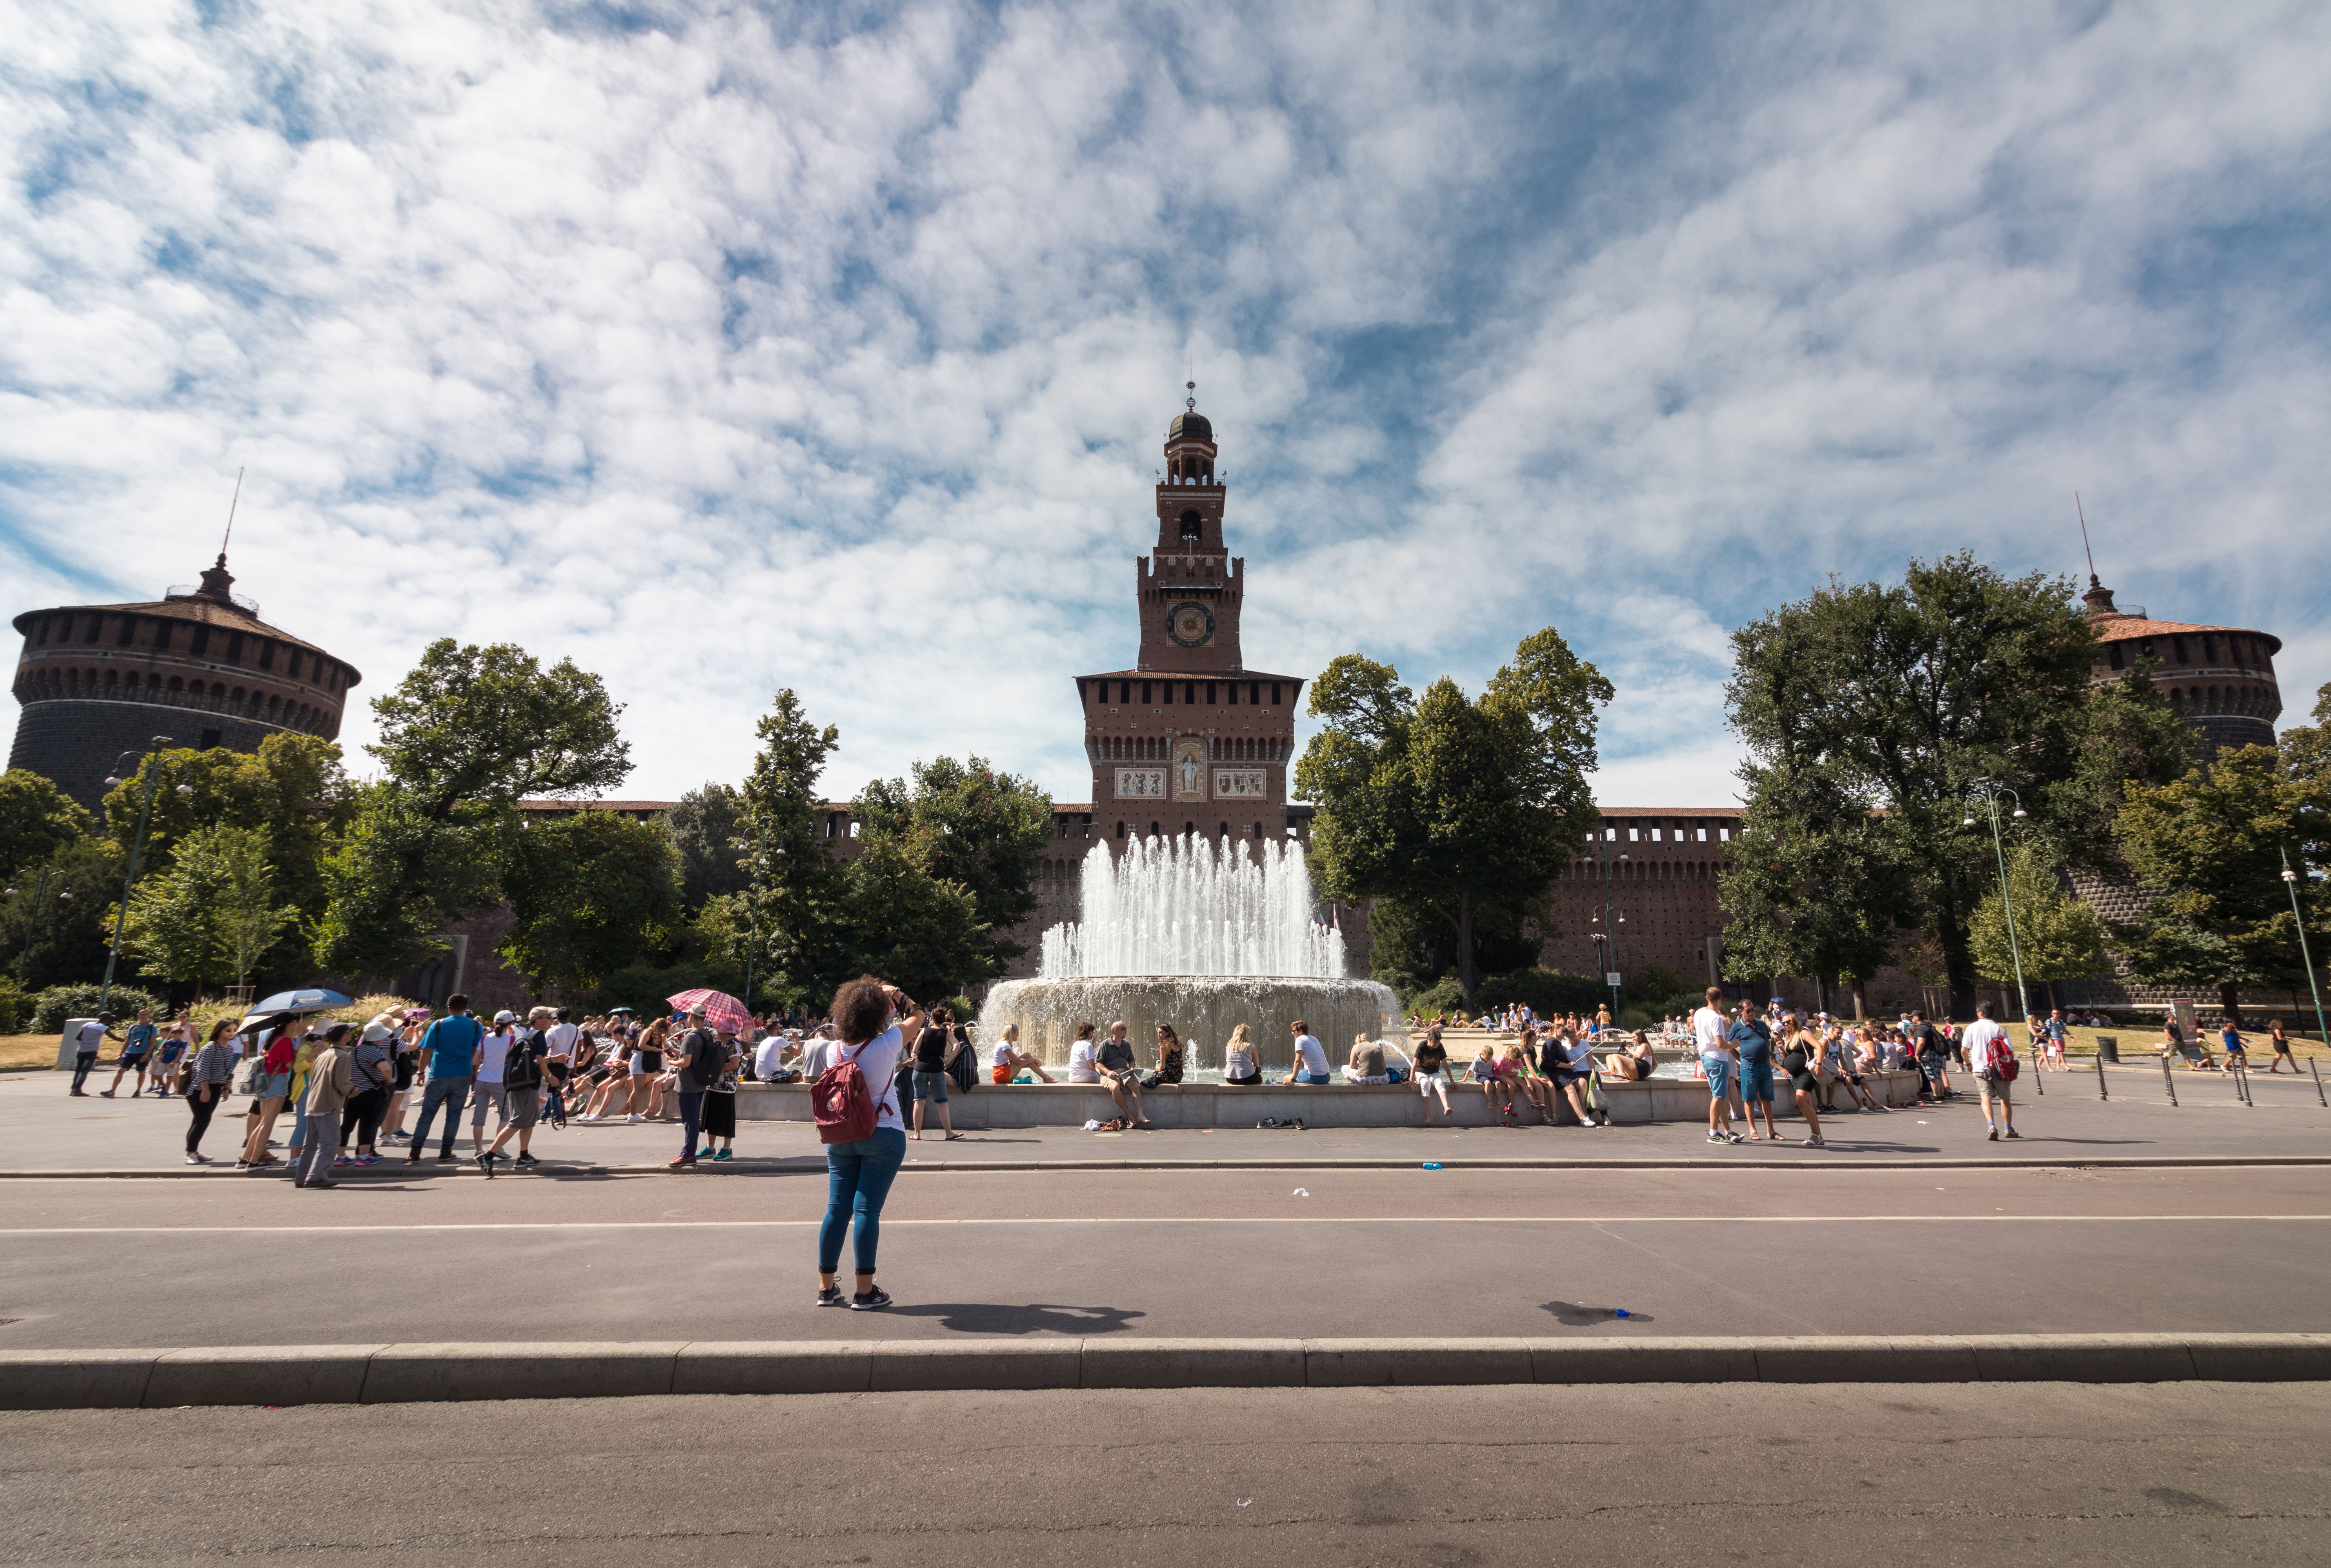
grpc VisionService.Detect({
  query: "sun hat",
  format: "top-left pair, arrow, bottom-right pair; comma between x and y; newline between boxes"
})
361,1021 -> 395,1042
494,1009 -> 517,1025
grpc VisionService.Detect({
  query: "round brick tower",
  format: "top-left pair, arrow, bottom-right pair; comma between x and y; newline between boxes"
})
7,552 -> 362,810
2081,575 -> 2282,752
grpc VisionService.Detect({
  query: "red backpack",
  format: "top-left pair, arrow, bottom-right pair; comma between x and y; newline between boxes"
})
811,1040 -> 890,1144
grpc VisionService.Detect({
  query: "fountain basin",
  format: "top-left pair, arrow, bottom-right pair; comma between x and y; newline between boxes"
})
978,974 -> 1402,1073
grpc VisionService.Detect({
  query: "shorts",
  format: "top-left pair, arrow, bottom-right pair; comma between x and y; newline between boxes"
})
256,1072 -> 291,1100
1295,1072 -> 1332,1086
911,1069 -> 950,1103
1702,1058 -> 1734,1098
470,1082 -> 511,1126
1416,1069 -> 1451,1095
1739,1060 -> 1774,1101
506,1086 -> 541,1128
992,1064 -> 1015,1084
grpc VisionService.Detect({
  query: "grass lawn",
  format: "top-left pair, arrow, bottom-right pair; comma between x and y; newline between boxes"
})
1,1033 -> 62,1071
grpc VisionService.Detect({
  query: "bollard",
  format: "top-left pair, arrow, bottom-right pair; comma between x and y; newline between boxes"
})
2236,1056 -> 2253,1107
2159,1051 -> 2178,1107
2312,1056 -> 2327,1109
2030,1043 -> 2044,1097
2095,1046 -> 2109,1101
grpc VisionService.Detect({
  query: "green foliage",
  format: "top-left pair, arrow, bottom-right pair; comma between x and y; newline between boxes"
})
313,785 -> 509,978
833,831 -> 989,1005
368,639 -> 631,820
739,690 -> 849,1004
1969,840 -> 2108,991
1722,555 -> 2189,1015
33,982 -> 165,1033
856,755 -> 1052,969
0,837 -> 123,990
1473,967 -> 1611,1018
2112,741 -> 2331,1022
666,784 -> 749,911
1626,962 -> 1691,1006
500,811 -> 680,993
0,770 -> 93,884
1366,893 -> 1542,994
1300,629 -> 1609,1005
122,823 -> 301,988
0,977 -> 26,1033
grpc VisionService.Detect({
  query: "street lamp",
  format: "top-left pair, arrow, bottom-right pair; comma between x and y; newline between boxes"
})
740,816 -> 770,1016
1593,833 -> 1629,1017
97,737 -> 192,1016
2283,846 -> 2329,1047
1964,776 -> 2031,1024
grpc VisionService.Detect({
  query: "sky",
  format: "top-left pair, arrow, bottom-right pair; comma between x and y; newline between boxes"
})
4,0 -> 2328,811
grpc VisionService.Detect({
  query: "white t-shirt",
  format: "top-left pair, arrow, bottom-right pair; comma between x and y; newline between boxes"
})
76,1020 -> 107,1053
839,1026 -> 905,1133
477,1030 -> 513,1084
1067,1039 -> 1098,1082
1963,1018 -> 2007,1072
1293,1034 -> 1329,1076
545,1022 -> 580,1060
991,1037 -> 1020,1069
753,1038 -> 788,1079
1692,1008 -> 1729,1057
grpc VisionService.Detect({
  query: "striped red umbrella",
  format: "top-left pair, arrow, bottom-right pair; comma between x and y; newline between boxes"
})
666,988 -> 753,1033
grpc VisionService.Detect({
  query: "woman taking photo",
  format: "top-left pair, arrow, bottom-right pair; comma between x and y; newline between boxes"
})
909,1007 -> 964,1142
816,976 -> 924,1311
336,1018 -> 398,1167
183,1019 -> 239,1164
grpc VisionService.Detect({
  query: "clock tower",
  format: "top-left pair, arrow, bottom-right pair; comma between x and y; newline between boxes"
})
1075,389 -> 1307,848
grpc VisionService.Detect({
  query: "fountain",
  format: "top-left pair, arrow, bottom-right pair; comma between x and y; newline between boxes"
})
978,835 -> 1402,1073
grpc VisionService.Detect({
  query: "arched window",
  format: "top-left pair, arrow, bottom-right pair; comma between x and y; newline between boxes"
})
1149,822 -> 1160,837
1180,509 -> 1201,542
1115,821 -> 1127,839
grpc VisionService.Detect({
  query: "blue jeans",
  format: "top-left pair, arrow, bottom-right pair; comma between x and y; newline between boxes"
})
678,1090 -> 704,1157
819,1127 -> 907,1275
1295,1071 -> 1331,1085
408,1076 -> 472,1156
71,1052 -> 98,1093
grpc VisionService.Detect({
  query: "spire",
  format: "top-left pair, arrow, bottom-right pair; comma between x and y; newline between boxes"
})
2075,491 -> 2120,618
198,469 -> 243,604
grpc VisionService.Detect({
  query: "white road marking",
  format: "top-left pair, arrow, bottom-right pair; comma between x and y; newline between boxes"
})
1,1214 -> 2327,1235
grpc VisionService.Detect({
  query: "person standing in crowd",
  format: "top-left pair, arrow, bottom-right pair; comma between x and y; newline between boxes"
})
815,977 -> 923,1311
1096,1020 -> 1152,1127
68,1011 -> 119,1096
697,1023 -> 742,1160
405,994 -> 481,1165
1220,1023 -> 1261,1086
2267,1017 -> 2298,1073
542,1007 -> 581,1127
989,1022 -> 1051,1084
2221,1018 -> 2249,1074
149,1013 -> 191,1097
1964,1000 -> 2019,1140
1695,987 -> 1742,1144
292,1024 -> 355,1189
667,1006 -> 727,1170
335,1018 -> 397,1168
100,1008 -> 157,1097
1910,1011 -> 1951,1103
283,1026 -> 323,1169
238,1028 -> 296,1169
479,1010 -> 554,1174
629,1016 -> 671,1122
909,1007 -> 964,1142
2039,1008 -> 2069,1071
1282,1019 -> 1331,1086
378,1011 -> 425,1145
1729,1004 -> 1778,1142
1779,1012 -> 1825,1147
469,1010 -> 518,1155
182,1019 -> 239,1164
1412,1026 -> 1453,1122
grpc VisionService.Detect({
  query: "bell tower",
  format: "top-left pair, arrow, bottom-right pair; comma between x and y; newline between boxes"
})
1073,388 -> 1307,851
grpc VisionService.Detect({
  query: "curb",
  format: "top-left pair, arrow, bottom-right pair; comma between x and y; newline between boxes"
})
4,1153 -> 2331,1179
4,1333 -> 2328,1408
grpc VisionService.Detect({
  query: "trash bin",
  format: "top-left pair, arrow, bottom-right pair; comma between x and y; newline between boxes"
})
2098,1036 -> 2119,1064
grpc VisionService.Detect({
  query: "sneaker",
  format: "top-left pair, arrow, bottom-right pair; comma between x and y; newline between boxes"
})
514,1151 -> 539,1166
407,1151 -> 422,1164
713,1149 -> 732,1161
356,1154 -> 380,1166
2004,1128 -> 2021,1139
697,1146 -> 714,1158
435,1153 -> 458,1163
333,1156 -> 352,1166
184,1152 -> 208,1164
306,1179 -> 338,1189
476,1152 -> 497,1178
1987,1125 -> 1999,1141
626,1113 -> 645,1124
849,1286 -> 893,1311
816,1285 -> 847,1308
1707,1130 -> 1731,1144
99,1089 -> 116,1098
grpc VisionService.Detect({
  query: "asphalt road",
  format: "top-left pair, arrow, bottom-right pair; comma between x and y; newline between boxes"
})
4,1382 -> 2325,1566
5,1158 -> 2330,1348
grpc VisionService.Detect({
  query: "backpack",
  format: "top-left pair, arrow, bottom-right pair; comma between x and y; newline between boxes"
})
504,1031 -> 545,1090
811,1039 -> 890,1144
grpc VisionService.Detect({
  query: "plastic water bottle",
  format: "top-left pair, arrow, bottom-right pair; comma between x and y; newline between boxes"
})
1422,1161 -> 1443,1170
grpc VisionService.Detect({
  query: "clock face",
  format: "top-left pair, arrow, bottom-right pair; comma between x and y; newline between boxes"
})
1167,602 -> 1214,647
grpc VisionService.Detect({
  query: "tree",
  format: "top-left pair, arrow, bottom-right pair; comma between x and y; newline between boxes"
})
855,755 -> 1052,970
1366,892 -> 1545,996
0,837 -> 120,988
368,639 -> 630,819
123,824 -> 300,993
2111,742 -> 2331,1026
666,784 -> 749,911
834,831 -> 989,1004
1298,629 -> 1611,1005
1718,762 -> 1911,1006
0,770 -> 93,884
500,811 -> 680,994
1968,840 -> 2109,1011
312,784 -> 507,978
738,690 -> 849,1005
1723,555 -> 2189,1018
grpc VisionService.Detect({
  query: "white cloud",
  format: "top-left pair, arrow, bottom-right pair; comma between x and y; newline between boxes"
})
2,0 -> 2326,814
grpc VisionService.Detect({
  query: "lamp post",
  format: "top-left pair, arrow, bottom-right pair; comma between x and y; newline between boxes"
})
1594,832 -> 1628,1017
97,737 -> 192,1016
2283,846 -> 2329,1047
9,872 -> 71,988
741,816 -> 768,1015
1963,777 -> 2031,1024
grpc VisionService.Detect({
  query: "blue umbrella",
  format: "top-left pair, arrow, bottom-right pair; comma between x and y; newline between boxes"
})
244,988 -> 352,1023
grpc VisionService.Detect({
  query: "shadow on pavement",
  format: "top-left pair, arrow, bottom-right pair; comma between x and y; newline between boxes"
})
1540,1301 -> 1654,1326
884,1301 -> 1146,1335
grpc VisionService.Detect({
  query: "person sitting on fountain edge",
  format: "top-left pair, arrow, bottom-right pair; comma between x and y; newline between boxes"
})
1284,1021 -> 1333,1086
990,1022 -> 1052,1084
1096,1022 -> 1153,1128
